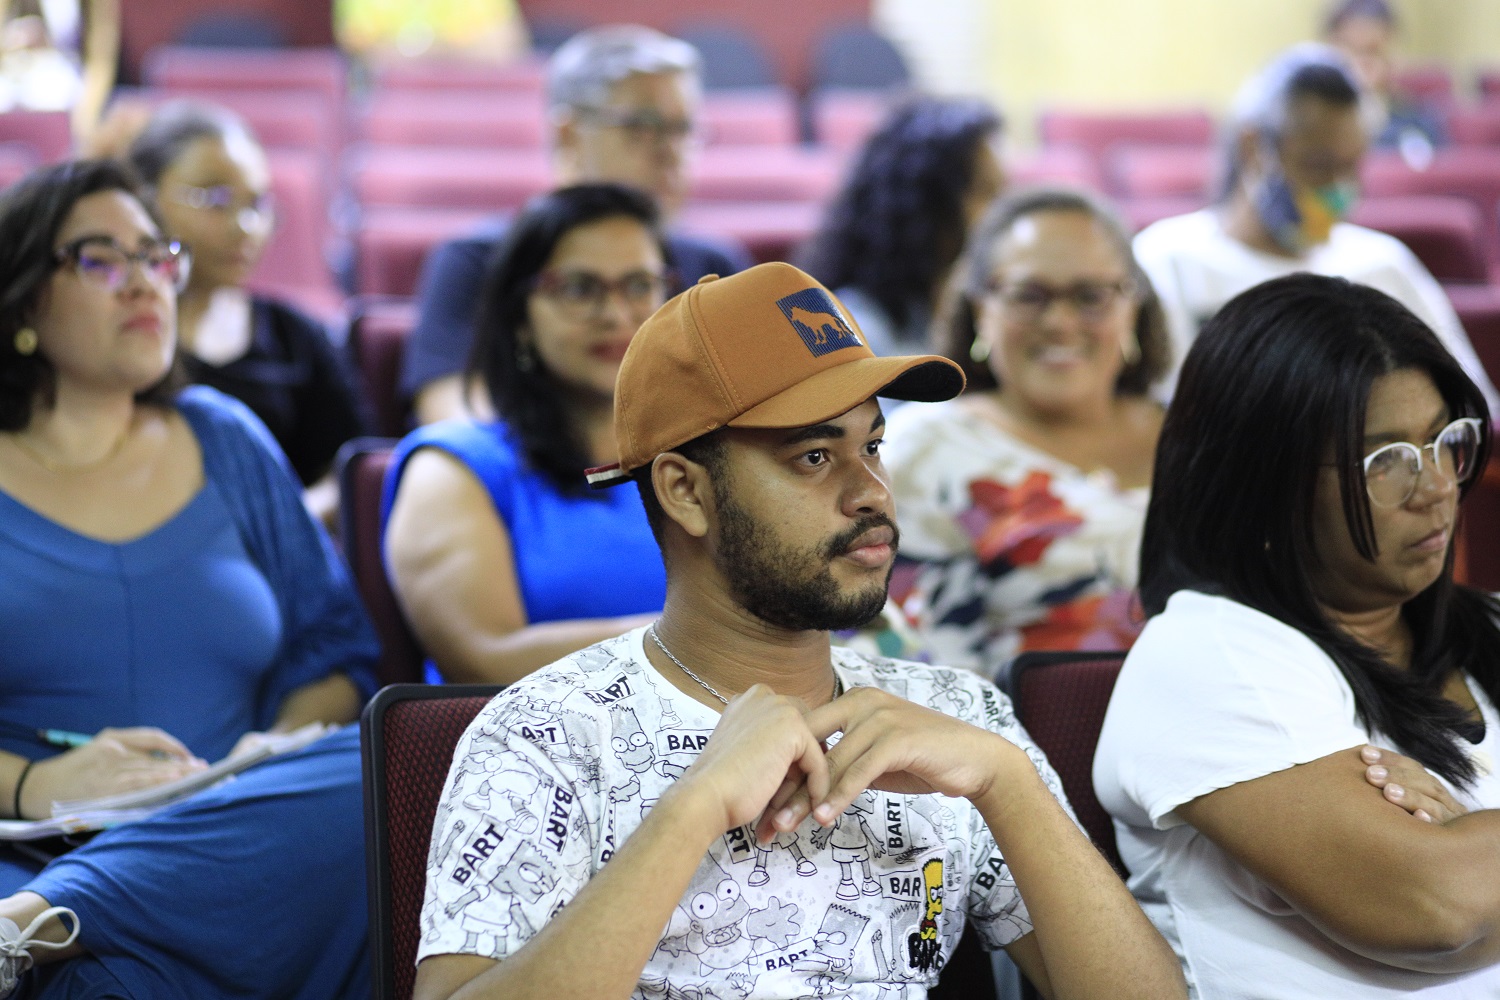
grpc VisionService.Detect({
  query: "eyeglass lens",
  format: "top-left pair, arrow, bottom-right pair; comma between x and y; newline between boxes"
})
67,238 -> 188,293
538,270 -> 666,316
1364,419 -> 1481,506
994,280 -> 1129,320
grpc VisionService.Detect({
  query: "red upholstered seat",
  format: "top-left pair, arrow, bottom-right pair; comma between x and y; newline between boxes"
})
112,88 -> 344,168
1116,196 -> 1206,234
0,110 -> 71,163
244,148 -> 344,321
142,45 -> 347,109
1007,146 -> 1106,192
337,439 -> 424,685
1001,650 -> 1127,876
1480,70 -> 1500,103
809,88 -> 896,151
355,206 -> 487,297
1038,108 -> 1215,173
371,56 -> 545,95
361,684 -> 503,1000
1108,144 -> 1218,200
700,87 -> 800,146
359,91 -> 546,149
1391,64 -> 1454,105
1361,148 -> 1500,270
677,199 -> 821,264
1448,105 -> 1500,146
1448,283 -> 1500,393
690,145 -> 845,203
0,143 -> 38,190
346,302 -> 419,437
350,145 -> 552,210
1350,195 -> 1490,284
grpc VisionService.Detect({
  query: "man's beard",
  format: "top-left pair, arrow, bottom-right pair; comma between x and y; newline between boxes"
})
712,492 -> 898,632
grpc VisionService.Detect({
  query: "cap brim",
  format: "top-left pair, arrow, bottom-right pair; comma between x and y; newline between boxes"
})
728,354 -> 965,429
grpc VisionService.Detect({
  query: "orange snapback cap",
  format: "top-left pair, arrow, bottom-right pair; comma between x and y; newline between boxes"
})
586,262 -> 965,488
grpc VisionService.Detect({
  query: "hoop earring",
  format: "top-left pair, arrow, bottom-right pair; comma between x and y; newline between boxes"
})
13,327 -> 37,356
969,336 -> 991,364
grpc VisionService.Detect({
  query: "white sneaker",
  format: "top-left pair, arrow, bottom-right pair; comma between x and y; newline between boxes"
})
0,907 -> 79,998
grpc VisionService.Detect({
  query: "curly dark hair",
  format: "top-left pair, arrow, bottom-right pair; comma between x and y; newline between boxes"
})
467,182 -> 667,494
0,159 -> 182,431
937,185 -> 1170,396
800,96 -> 1002,341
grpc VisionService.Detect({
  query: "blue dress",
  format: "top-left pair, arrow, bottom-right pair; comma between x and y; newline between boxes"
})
0,387 -> 379,1000
381,420 -> 666,681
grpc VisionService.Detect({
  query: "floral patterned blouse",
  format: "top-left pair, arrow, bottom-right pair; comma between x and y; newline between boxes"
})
883,398 -> 1149,676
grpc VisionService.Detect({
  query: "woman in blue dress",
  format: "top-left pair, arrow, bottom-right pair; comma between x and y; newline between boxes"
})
383,184 -> 670,684
0,159 -> 378,998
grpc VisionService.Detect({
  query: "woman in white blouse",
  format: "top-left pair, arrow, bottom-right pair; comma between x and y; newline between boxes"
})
883,187 -> 1170,674
1094,272 -> 1500,999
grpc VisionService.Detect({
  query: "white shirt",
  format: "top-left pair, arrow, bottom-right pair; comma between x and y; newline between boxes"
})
419,627 -> 1075,997
1093,590 -> 1500,999
1133,208 -> 1500,413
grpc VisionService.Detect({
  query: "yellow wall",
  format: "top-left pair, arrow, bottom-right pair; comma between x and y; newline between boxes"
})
984,0 -> 1500,142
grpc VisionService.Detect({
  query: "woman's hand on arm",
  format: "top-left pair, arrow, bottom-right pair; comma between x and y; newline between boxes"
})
13,728 -> 206,818
228,673 -> 364,758
1177,745 -> 1500,973
386,448 -> 655,685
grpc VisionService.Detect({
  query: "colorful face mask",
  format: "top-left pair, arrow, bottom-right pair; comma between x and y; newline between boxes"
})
1251,159 -> 1359,254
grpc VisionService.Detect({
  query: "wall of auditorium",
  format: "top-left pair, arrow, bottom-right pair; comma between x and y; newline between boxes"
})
968,0 -> 1499,141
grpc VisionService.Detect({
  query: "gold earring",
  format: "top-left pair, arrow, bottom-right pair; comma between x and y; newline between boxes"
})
13,328 -> 37,356
969,336 -> 991,364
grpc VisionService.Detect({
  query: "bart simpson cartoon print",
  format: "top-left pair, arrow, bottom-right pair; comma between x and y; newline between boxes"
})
906,858 -> 944,973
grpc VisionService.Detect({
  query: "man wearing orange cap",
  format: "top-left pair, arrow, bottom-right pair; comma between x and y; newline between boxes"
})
412,264 -> 1185,1000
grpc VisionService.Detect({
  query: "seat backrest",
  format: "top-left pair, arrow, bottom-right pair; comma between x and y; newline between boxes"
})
1349,195 -> 1490,284
677,25 -> 778,89
1002,651 -> 1127,876
362,684 -> 504,1000
1038,108 -> 1215,168
347,299 -> 420,435
810,23 -> 912,91
337,439 -> 425,685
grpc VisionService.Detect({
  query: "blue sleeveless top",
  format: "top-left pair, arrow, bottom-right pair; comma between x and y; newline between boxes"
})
382,421 -> 666,664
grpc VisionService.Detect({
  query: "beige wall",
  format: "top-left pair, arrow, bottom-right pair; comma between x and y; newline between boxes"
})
980,0 -> 1500,143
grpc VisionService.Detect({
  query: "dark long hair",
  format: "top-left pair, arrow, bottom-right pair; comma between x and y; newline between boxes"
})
0,159 -> 181,431
1142,273 -> 1498,785
939,186 -> 1171,395
467,183 -> 666,493
800,96 -> 1001,336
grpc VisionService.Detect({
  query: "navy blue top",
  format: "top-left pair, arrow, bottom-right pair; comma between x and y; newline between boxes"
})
0,387 -> 379,764
399,218 -> 753,399
382,420 -> 665,677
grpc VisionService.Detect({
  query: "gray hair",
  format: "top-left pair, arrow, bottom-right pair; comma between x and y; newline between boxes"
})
546,25 -> 702,113
1217,43 -> 1364,200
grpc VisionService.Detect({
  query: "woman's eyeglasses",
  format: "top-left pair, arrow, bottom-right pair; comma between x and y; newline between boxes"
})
54,237 -> 192,294
1363,417 -> 1483,507
983,277 -> 1136,322
532,269 -> 671,319
166,184 -> 275,232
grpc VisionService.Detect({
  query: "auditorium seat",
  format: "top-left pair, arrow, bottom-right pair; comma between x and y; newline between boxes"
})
346,300 -> 420,437
0,143 -> 38,190
359,90 -> 546,149
1449,105 -> 1500,146
111,88 -> 343,167
677,200 -> 822,264
809,88 -> 895,151
1007,146 -> 1105,192
1117,196 -> 1205,234
371,56 -> 546,95
1447,283 -> 1500,388
248,148 -> 344,321
690,145 -> 844,203
141,45 -> 347,110
1362,148 -> 1500,269
700,88 -> 800,146
1108,144 -> 1218,200
0,110 -> 71,163
1038,108 -> 1215,170
1349,195 -> 1490,284
355,207 -> 489,296
1391,65 -> 1455,105
349,146 -> 552,210
1480,69 -> 1500,103
1460,460 -> 1500,593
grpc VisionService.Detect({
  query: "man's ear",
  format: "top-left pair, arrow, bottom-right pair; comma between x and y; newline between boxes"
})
1236,127 -> 1266,183
550,108 -> 580,173
652,451 -> 713,540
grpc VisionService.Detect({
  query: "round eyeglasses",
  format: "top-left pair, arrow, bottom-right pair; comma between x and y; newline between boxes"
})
532,269 -> 671,320
1362,417 -> 1484,507
54,237 -> 192,294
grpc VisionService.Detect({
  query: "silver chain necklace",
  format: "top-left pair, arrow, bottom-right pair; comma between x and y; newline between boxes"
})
646,624 -> 842,707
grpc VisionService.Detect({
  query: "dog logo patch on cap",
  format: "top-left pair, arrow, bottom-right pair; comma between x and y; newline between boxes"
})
776,288 -> 863,358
